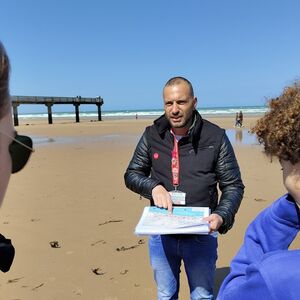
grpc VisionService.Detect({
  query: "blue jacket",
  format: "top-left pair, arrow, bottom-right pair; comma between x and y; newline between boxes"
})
217,194 -> 300,300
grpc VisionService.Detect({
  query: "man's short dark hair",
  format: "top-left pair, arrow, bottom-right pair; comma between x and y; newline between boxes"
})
164,76 -> 194,97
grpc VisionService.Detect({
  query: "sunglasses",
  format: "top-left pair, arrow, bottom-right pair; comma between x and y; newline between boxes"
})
1,131 -> 34,173
9,133 -> 34,173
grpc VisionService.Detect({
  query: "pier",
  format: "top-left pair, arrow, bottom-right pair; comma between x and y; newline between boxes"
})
11,95 -> 104,126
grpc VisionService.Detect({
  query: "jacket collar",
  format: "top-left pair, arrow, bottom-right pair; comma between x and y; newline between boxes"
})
154,110 -> 203,150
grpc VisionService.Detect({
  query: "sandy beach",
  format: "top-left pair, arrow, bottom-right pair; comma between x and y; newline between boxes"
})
0,115 -> 299,300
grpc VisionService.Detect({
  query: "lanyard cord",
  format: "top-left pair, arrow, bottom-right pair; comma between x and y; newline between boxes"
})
171,131 -> 180,189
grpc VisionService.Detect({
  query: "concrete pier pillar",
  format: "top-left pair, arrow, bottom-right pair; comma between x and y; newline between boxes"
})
96,103 -> 102,121
46,103 -> 53,124
12,104 -> 19,126
74,104 -> 80,123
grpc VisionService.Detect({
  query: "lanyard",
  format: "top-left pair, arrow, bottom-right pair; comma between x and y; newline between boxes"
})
171,131 -> 180,189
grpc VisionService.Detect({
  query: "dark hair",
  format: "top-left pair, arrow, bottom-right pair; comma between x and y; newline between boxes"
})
0,41 -> 10,119
251,82 -> 300,164
164,76 -> 194,97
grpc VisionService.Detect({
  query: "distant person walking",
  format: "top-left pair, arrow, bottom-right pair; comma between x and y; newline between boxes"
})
234,112 -> 240,127
238,110 -> 243,127
234,111 -> 243,127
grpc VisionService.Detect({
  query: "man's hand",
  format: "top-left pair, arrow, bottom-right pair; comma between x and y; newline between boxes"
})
203,213 -> 223,233
152,185 -> 173,213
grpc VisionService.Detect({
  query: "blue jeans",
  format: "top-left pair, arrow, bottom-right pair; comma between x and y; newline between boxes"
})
149,234 -> 218,300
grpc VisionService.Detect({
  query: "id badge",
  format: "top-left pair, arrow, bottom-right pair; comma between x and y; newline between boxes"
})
169,190 -> 186,205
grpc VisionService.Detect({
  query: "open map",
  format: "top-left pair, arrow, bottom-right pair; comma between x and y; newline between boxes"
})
135,206 -> 210,235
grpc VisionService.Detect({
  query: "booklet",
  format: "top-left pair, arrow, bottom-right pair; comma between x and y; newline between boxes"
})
135,206 -> 210,235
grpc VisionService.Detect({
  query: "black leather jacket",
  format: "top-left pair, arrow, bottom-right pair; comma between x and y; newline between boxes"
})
124,111 -> 244,233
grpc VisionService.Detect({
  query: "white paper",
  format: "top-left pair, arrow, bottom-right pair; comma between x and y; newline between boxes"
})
135,206 -> 210,235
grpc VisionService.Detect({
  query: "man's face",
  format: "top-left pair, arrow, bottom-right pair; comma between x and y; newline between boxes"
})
163,82 -> 196,130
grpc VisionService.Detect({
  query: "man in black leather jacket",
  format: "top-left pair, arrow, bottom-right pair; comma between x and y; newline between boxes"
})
124,77 -> 244,300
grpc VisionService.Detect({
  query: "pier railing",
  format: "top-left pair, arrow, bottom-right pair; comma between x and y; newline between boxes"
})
11,95 -> 104,126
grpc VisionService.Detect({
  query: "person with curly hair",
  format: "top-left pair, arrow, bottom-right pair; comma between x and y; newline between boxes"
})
217,83 -> 300,300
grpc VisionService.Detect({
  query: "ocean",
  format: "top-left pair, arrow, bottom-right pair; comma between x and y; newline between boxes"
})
17,105 -> 267,120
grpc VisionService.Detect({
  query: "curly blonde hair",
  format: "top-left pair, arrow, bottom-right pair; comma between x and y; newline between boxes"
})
251,82 -> 300,164
0,41 -> 10,119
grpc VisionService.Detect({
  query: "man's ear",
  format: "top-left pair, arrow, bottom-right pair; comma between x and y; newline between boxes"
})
193,97 -> 197,109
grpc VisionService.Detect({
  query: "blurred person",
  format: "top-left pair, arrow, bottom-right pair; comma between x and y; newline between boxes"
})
218,82 -> 300,300
234,112 -> 240,127
234,111 -> 243,127
238,110 -> 243,127
0,41 -> 33,272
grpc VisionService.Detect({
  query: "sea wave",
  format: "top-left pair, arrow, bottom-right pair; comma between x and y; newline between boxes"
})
17,106 -> 267,119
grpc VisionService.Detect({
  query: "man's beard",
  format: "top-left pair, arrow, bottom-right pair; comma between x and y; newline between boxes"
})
168,112 -> 194,129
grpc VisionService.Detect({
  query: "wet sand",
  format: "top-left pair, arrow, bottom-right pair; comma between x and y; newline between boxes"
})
0,115 -> 299,299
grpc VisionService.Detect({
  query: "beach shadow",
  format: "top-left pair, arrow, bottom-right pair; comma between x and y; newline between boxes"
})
214,267 -> 230,297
